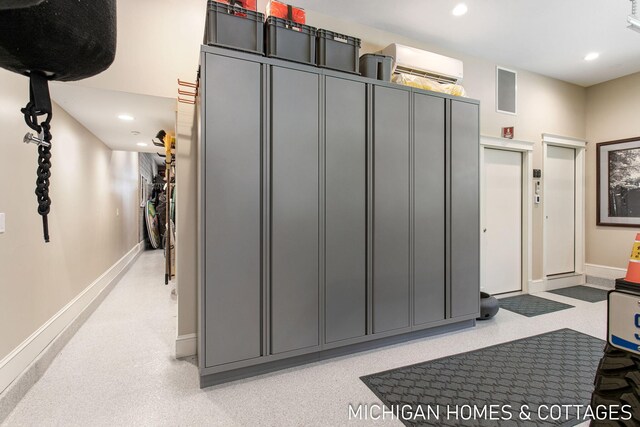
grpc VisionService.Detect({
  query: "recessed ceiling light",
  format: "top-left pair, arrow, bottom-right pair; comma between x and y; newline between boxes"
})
136,142 -> 148,147
584,52 -> 600,61
452,3 -> 468,16
118,114 -> 134,121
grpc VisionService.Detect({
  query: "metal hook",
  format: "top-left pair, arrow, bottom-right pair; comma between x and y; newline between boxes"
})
23,132 -> 51,148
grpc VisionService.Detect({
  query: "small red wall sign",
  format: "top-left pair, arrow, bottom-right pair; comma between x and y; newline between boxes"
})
502,127 -> 514,139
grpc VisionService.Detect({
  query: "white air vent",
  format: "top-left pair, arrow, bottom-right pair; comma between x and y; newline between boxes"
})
380,43 -> 463,84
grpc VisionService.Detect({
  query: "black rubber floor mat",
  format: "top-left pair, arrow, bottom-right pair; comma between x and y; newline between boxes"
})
547,285 -> 608,303
498,294 -> 574,317
360,329 -> 605,426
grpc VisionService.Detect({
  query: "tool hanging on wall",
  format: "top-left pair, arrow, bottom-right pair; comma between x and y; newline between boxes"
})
163,132 -> 176,285
177,78 -> 199,105
152,129 -> 177,285
0,1 -> 117,242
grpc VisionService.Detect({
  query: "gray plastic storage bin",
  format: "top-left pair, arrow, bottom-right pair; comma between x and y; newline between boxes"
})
359,54 -> 393,81
265,16 -> 317,65
204,1 -> 264,55
316,29 -> 361,74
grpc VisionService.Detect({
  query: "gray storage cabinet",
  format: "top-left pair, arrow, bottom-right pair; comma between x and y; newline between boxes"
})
203,54 -> 263,367
413,93 -> 446,325
324,76 -> 367,343
372,85 -> 410,334
450,100 -> 480,318
270,66 -> 320,354
199,46 -> 480,386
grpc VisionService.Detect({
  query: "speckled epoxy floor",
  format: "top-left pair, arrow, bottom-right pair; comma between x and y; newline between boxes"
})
2,251 -> 606,426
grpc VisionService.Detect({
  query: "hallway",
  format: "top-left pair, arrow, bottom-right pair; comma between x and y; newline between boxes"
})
2,249 -> 608,426
2,250 -> 201,425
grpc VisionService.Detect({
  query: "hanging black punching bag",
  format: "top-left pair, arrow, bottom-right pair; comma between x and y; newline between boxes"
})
0,0 -> 116,81
0,1 -> 44,10
0,0 -> 117,242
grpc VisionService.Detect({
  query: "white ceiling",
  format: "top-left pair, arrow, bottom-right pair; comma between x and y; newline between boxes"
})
295,0 -> 640,87
50,83 -> 175,156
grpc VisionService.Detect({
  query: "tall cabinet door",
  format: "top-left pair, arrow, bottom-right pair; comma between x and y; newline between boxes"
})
372,86 -> 410,334
450,100 -> 480,318
204,54 -> 262,367
414,94 -> 446,325
325,76 -> 367,343
270,66 -> 320,354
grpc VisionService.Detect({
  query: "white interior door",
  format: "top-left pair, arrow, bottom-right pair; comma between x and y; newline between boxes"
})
482,148 -> 522,295
545,145 -> 575,276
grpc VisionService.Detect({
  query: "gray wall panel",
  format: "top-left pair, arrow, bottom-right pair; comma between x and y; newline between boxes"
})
373,86 -> 410,334
414,94 -> 446,325
325,76 -> 367,343
450,100 -> 480,318
204,54 -> 262,367
270,66 -> 320,354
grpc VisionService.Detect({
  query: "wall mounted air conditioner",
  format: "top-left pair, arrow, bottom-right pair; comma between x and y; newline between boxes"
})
381,43 -> 464,84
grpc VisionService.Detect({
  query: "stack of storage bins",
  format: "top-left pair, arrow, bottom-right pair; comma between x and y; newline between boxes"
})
203,0 -> 362,74
204,1 -> 264,54
265,0 -> 317,65
316,29 -> 360,74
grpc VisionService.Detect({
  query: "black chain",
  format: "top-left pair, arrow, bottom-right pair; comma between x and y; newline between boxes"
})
21,101 -> 52,242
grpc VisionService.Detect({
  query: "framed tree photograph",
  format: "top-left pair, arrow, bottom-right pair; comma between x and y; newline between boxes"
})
597,137 -> 640,227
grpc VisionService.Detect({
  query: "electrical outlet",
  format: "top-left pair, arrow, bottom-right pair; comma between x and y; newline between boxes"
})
0,213 -> 5,234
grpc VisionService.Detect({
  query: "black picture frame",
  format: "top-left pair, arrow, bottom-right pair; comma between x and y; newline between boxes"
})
597,137 -> 640,227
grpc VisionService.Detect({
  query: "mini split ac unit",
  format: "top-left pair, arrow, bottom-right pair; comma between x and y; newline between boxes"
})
381,43 -> 464,84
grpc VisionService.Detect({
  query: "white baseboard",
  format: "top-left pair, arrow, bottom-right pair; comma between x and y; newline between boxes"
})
544,274 -> 585,291
585,263 -> 626,281
528,274 -> 585,293
527,279 -> 545,294
175,333 -> 197,358
0,242 -> 143,419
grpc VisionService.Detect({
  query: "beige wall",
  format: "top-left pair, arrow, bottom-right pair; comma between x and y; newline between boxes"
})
0,69 -> 140,361
585,72 -> 640,269
80,0 -> 206,99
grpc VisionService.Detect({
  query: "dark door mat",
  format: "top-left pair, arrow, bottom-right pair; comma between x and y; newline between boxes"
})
547,285 -> 608,303
498,294 -> 574,317
360,329 -> 604,426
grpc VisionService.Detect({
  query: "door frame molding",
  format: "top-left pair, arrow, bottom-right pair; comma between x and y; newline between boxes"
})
480,136 -> 533,294
541,133 -> 587,290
